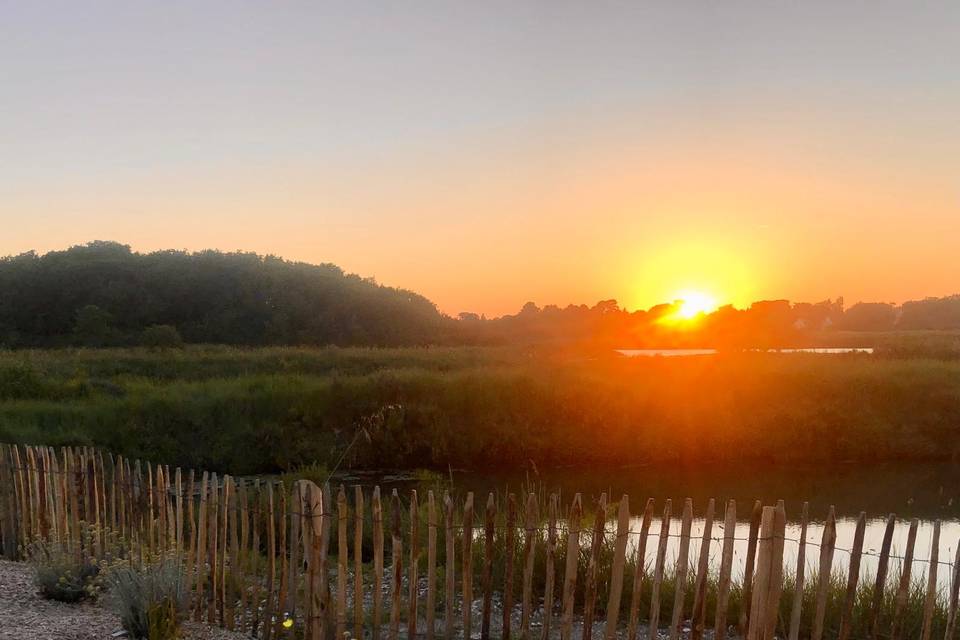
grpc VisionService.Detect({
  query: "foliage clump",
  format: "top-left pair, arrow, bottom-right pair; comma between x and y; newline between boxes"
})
0,241 -> 450,348
108,560 -> 187,640
25,539 -> 105,603
141,325 -> 184,350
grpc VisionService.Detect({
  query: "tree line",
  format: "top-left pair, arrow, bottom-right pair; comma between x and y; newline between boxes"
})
463,296 -> 960,349
0,242 -> 454,348
0,242 -> 957,349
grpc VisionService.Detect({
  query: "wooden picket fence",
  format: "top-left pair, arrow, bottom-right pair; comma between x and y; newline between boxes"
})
1,442 -> 958,640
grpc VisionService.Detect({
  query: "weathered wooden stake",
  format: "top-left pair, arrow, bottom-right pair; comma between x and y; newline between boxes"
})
649,499 -> 672,639
746,506 -> 775,640
787,502 -> 809,640
390,490 -> 403,640
669,498 -> 694,640
372,486 -> 384,640
220,475 -> 231,628
208,473 -> 219,626
583,493 -> 607,640
443,491 -> 455,640
482,493 -> 496,640
838,511 -> 867,640
690,498 -> 715,640
426,490 -> 437,640
337,486 -> 348,640
604,495 -> 631,640
921,520 -> 941,640
762,500 -> 786,640
355,485 -> 366,640
869,513 -> 897,640
739,500 -> 763,635
409,490 -> 420,639
462,492 -> 475,640
521,493 -> 539,639
195,472 -> 209,622
560,494 -> 583,640
891,518 -> 919,640
504,493 -> 517,640
542,494 -> 559,640
812,506 -> 837,640
627,498 -> 655,640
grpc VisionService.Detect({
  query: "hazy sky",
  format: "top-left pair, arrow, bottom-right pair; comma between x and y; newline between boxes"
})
2,1 -> 958,316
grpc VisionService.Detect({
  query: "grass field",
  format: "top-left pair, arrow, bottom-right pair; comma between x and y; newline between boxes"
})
1,343 -> 959,474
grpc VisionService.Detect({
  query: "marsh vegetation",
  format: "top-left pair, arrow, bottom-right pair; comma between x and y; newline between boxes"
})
1,344 -> 959,475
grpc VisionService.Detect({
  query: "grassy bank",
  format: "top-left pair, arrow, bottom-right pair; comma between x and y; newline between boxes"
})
1,346 -> 959,473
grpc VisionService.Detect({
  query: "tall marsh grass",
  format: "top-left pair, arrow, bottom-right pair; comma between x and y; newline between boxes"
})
3,346 -> 960,473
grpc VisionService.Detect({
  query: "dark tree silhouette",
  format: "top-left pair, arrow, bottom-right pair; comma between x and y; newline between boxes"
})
0,242 -> 457,347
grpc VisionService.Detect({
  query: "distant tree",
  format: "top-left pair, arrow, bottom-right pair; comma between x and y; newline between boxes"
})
792,299 -> 844,331
73,305 -> 119,347
898,295 -> 960,330
840,302 -> 897,331
0,241 -> 451,348
141,325 -> 184,349
591,299 -> 620,315
742,300 -> 796,347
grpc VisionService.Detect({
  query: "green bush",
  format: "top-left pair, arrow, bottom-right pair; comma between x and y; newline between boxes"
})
108,560 -> 187,640
141,325 -> 184,350
26,541 -> 103,603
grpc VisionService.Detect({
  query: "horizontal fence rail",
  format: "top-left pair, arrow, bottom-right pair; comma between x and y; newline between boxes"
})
1,442 -> 958,640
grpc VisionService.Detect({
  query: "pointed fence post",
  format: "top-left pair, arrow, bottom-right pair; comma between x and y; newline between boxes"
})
746,506 -> 775,640
690,498 -> 715,640
560,494 -> 583,640
604,495 -> 631,640
482,493 -> 496,640
408,490 -> 420,639
762,500 -> 786,640
583,493 -> 607,640
787,502 -> 809,640
648,499 -> 672,639
812,506 -> 837,640
714,499 -> 738,640
462,493 -> 475,640
521,493 -> 539,639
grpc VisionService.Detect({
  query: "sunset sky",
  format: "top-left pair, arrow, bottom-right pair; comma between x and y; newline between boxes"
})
2,2 -> 958,316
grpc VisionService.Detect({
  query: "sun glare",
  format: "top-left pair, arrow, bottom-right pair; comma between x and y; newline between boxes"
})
676,291 -> 717,318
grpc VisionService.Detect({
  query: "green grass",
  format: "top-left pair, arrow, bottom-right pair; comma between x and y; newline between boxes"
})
1,345 -> 960,473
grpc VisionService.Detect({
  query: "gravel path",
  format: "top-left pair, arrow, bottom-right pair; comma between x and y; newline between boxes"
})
2,559 -> 723,640
0,560 -> 248,640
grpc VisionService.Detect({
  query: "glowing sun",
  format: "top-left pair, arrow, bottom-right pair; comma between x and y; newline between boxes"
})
675,290 -> 718,319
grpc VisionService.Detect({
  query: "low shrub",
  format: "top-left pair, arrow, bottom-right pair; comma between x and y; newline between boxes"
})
141,325 -> 184,350
25,540 -> 104,603
28,554 -> 102,602
108,560 -> 187,640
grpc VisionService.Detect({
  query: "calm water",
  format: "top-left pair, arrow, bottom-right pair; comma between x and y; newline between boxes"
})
617,347 -> 874,357
340,461 -> 960,588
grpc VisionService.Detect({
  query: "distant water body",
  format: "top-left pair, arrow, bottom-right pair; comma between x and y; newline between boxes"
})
617,347 -> 874,357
